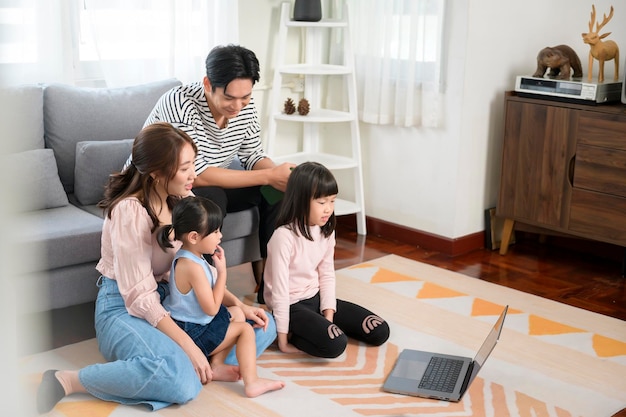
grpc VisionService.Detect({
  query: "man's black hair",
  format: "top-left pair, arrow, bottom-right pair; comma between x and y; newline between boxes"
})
205,44 -> 260,92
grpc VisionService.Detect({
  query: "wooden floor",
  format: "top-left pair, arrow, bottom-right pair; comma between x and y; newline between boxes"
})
335,225 -> 626,322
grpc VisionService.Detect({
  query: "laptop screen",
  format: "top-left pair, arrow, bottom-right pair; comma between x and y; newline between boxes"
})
468,306 -> 508,383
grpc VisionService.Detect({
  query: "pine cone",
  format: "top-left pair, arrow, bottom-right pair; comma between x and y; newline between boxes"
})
297,98 -> 310,116
283,98 -> 296,115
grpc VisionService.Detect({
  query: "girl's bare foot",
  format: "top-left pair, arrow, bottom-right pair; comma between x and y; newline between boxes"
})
210,364 -> 241,382
244,378 -> 285,398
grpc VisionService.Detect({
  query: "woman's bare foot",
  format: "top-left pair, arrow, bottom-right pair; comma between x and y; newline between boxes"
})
244,378 -> 285,398
210,364 -> 241,382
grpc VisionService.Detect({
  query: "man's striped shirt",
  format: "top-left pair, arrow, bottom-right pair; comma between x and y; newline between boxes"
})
143,82 -> 266,174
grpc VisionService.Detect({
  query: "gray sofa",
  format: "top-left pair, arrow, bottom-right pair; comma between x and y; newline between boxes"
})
4,79 -> 260,314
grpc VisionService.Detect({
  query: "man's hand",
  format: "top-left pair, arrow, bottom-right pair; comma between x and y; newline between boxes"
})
267,162 -> 296,191
194,159 -> 295,190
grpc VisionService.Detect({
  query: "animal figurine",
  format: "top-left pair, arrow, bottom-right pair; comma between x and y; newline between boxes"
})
582,4 -> 619,83
533,45 -> 583,79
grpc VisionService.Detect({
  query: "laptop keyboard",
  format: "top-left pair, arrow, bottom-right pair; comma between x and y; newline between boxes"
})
418,356 -> 464,393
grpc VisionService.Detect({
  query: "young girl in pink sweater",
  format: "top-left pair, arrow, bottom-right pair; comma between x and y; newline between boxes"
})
263,162 -> 390,358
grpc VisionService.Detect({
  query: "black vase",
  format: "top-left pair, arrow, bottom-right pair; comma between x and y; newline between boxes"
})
293,0 -> 322,22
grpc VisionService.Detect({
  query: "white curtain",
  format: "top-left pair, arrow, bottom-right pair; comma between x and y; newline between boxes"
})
0,0 -> 238,88
343,0 -> 445,128
0,0 -> 72,86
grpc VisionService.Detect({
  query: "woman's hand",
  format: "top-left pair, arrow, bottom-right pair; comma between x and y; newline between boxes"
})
240,304 -> 270,330
157,315 -> 213,384
183,341 -> 213,384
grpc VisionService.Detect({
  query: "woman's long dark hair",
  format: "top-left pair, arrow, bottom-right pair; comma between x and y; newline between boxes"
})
276,161 -> 338,240
157,196 -> 223,250
98,122 -> 197,232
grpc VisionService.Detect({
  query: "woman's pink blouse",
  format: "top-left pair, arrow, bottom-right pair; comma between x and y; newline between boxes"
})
96,197 -> 181,327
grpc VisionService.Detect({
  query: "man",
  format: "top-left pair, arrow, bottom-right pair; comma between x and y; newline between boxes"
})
144,44 -> 294,300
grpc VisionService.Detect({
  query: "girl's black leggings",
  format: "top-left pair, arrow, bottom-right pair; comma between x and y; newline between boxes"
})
288,292 -> 390,358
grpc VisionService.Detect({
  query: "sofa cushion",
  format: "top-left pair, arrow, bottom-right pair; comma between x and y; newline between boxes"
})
221,208 -> 259,241
44,78 -> 182,193
6,149 -> 68,212
0,84 -> 45,153
74,139 -> 134,206
15,205 -> 104,272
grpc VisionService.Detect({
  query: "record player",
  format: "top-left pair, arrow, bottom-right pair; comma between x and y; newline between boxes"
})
515,75 -> 622,104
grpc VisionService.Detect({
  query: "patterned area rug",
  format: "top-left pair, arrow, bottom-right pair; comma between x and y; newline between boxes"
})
20,255 -> 626,417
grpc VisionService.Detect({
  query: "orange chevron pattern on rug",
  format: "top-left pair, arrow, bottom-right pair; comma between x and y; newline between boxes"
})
344,261 -> 626,361
18,255 -> 626,417
594,334 -> 626,358
256,340 -> 589,417
528,315 -> 585,336
55,399 -> 117,417
418,282 -> 466,299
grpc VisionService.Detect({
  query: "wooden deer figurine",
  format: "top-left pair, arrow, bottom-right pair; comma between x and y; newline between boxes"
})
582,4 -> 619,83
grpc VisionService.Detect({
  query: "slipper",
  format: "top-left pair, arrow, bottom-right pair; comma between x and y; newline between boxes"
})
36,369 -> 65,414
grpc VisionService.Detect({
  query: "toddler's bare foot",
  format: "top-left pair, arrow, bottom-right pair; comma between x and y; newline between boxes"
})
244,378 -> 285,398
211,364 -> 241,382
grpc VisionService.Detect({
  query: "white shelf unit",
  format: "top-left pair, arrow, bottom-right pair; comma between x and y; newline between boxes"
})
267,1 -> 366,235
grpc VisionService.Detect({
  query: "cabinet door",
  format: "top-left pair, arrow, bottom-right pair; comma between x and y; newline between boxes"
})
497,99 -> 575,229
569,189 -> 626,245
573,112 -> 626,197
569,111 -> 626,245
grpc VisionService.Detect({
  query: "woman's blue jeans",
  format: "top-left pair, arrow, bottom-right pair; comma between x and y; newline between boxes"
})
78,277 -> 276,410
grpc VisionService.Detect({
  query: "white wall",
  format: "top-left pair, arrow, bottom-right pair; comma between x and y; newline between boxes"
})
239,0 -> 625,239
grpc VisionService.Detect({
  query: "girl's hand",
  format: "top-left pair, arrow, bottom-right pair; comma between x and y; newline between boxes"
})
211,245 -> 227,274
277,333 -> 302,354
323,309 -> 334,322
279,342 -> 302,354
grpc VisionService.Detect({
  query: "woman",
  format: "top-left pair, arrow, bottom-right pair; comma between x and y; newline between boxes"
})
36,122 -> 276,413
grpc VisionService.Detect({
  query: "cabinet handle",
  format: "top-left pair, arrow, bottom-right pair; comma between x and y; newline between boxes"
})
568,154 -> 576,186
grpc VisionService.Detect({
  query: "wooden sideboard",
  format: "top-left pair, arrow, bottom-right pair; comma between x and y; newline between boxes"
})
496,91 -> 626,255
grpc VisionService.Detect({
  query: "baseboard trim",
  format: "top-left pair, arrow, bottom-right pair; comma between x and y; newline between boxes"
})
337,214 -> 625,261
337,215 -> 484,257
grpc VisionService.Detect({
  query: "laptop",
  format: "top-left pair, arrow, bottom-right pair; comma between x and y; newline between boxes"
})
382,305 -> 508,402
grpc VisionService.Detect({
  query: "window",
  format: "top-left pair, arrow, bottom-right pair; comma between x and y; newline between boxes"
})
0,3 -> 38,64
344,0 -> 445,127
0,0 -> 72,85
0,0 -> 238,87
